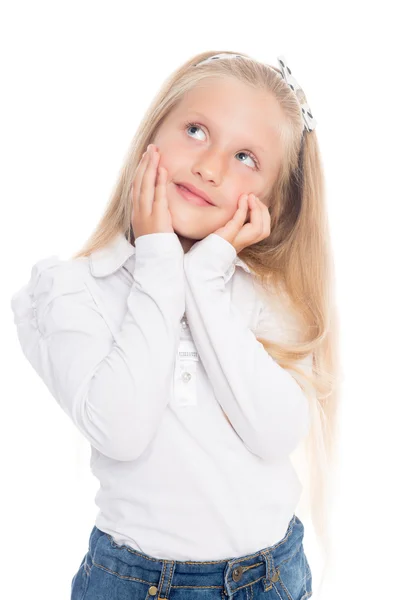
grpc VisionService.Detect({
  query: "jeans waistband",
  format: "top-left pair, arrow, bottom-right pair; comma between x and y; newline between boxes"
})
86,514 -> 305,597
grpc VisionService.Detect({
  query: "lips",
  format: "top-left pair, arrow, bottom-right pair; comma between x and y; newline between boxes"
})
175,184 -> 214,207
175,182 -> 214,205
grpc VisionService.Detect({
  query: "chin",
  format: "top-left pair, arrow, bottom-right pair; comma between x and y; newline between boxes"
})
173,225 -> 207,241
170,211 -> 214,240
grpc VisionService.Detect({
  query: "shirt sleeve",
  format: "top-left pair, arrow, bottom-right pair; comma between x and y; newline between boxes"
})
183,233 -> 312,461
10,232 -> 185,462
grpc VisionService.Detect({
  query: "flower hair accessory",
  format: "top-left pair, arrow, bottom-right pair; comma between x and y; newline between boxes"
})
194,53 -> 317,133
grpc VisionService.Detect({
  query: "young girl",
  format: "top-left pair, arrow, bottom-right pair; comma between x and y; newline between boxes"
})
11,51 -> 340,600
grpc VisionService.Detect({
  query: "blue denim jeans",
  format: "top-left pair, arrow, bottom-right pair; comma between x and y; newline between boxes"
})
71,514 -> 312,599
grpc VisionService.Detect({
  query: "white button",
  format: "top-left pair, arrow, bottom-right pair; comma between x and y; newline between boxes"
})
181,372 -> 192,382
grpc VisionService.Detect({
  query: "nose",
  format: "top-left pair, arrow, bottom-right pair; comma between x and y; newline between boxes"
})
192,149 -> 225,185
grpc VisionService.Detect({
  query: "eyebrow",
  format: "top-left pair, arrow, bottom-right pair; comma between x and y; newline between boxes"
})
188,110 -> 266,153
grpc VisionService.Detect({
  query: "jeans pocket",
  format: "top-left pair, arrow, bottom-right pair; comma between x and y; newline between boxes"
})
271,544 -> 312,600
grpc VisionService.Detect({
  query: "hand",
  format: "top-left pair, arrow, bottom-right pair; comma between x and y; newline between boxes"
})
213,193 -> 271,254
131,144 -> 174,238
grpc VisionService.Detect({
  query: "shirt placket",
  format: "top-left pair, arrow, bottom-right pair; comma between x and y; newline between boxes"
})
171,314 -> 198,408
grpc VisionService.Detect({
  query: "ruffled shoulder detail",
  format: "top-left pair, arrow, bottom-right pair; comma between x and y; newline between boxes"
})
11,255 -> 89,329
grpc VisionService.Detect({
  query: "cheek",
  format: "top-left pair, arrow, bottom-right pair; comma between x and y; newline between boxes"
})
226,183 -> 246,211
156,145 -> 182,179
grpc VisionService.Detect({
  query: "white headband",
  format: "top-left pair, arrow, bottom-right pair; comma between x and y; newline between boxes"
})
194,53 -> 317,133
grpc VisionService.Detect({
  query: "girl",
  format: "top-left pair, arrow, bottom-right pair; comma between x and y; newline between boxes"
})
10,51 -> 340,599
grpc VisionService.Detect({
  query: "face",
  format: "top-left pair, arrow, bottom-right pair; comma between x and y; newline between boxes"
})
152,76 -> 286,253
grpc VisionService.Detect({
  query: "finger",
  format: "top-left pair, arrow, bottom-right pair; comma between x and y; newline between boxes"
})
254,196 -> 271,237
236,194 -> 261,246
223,194 -> 248,235
154,165 -> 168,208
234,194 -> 250,222
140,146 -> 160,214
248,194 -> 264,233
132,151 -> 150,213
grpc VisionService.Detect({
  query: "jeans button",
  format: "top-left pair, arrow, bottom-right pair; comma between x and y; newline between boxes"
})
232,566 -> 243,581
148,585 -> 158,595
271,569 -> 280,582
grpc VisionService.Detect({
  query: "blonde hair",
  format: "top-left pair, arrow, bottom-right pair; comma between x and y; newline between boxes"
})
72,50 -> 342,594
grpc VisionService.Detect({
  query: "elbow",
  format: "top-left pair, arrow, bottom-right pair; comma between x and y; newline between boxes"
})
88,426 -> 153,462
80,393 -> 157,463
251,400 -> 310,461
99,444 -> 144,462
92,415 -> 157,462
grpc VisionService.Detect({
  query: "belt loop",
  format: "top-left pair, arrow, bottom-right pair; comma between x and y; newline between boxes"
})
157,560 -> 176,599
262,551 -> 279,592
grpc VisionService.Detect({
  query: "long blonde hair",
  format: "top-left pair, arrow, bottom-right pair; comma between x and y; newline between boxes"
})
72,50 -> 342,594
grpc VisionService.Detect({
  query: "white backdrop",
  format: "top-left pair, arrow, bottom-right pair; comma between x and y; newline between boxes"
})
3,1 -> 399,598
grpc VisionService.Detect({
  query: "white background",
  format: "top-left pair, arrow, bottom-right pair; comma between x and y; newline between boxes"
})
3,1 -> 399,598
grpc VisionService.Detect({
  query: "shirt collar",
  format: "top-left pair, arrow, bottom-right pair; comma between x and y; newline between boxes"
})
89,231 -> 252,278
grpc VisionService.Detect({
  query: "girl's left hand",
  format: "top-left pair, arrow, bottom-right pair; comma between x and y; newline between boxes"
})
213,193 -> 271,254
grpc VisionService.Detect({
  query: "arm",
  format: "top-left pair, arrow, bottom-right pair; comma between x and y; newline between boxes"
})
11,232 -> 185,462
183,233 -> 311,461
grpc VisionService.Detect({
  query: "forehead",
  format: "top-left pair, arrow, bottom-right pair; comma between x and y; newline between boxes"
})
171,76 -> 285,153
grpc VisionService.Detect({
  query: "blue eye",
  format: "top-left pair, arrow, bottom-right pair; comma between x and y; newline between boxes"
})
183,121 -> 260,171
186,123 -> 206,139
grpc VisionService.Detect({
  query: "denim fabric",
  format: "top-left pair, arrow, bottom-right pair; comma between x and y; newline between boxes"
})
71,514 -> 312,599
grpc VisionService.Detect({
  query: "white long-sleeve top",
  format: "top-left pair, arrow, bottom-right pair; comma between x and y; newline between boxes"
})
10,230 -> 312,561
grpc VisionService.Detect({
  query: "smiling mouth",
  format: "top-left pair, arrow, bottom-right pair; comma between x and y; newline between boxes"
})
175,184 -> 214,207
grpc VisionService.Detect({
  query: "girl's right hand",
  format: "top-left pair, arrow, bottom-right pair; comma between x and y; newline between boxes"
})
131,143 -> 174,239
